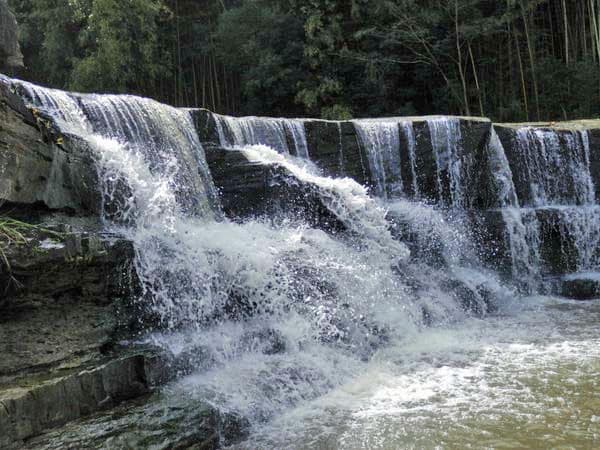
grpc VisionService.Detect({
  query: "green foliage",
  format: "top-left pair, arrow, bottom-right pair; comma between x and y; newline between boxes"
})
70,0 -> 167,94
7,0 -> 600,121
215,0 -> 306,116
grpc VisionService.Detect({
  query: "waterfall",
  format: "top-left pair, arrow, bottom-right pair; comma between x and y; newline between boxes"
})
500,207 -> 541,292
487,129 -> 519,208
7,74 -> 600,450
17,81 -> 219,219
242,144 -> 409,257
7,77 -> 506,427
353,120 -> 403,199
486,128 -> 541,291
353,119 -> 422,200
555,206 -> 600,272
515,127 -> 594,206
213,114 -> 309,158
427,117 -> 469,208
491,126 -> 600,289
402,121 -> 420,198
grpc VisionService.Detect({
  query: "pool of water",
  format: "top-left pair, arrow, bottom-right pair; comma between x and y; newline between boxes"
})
232,296 -> 600,449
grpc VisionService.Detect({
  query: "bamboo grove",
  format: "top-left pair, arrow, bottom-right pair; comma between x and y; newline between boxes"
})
6,0 -> 600,121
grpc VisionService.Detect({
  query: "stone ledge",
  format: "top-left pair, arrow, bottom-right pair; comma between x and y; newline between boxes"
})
0,350 -> 158,448
0,78 -> 102,214
205,145 -> 346,232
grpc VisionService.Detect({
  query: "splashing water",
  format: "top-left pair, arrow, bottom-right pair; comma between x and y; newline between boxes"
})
10,77 -> 596,449
241,144 -> 409,258
8,77 -> 497,425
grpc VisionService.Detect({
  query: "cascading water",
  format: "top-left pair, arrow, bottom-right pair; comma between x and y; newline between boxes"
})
515,127 -> 595,207
402,121 -> 420,198
7,75 -> 599,449
352,119 -> 420,200
427,117 -> 470,208
213,113 -> 309,158
500,207 -> 542,291
555,205 -> 600,272
6,77 -> 506,440
502,127 -> 600,286
353,120 -> 403,199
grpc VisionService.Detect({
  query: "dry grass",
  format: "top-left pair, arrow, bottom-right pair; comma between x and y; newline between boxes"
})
0,215 -> 64,292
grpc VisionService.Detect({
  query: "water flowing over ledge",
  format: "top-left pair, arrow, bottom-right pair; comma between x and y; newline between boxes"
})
2,75 -> 600,448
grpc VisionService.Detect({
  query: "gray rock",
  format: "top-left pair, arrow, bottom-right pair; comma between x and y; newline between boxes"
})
0,229 -> 139,378
24,390 -> 248,450
559,273 -> 600,300
0,353 -> 150,448
205,146 -> 346,232
189,108 -> 224,147
0,81 -> 102,213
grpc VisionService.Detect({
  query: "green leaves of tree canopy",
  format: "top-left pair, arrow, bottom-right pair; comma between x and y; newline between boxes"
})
8,0 -> 600,121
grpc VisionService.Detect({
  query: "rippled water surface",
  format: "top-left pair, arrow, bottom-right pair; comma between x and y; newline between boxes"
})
230,296 -> 600,449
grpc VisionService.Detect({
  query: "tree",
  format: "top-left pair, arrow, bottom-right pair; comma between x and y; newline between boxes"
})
70,0 -> 168,95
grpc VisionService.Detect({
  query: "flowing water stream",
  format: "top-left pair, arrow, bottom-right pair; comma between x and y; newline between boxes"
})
7,79 -> 600,449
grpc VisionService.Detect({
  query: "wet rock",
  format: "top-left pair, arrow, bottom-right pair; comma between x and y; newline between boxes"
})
0,80 -> 102,214
189,108 -> 222,147
0,352 -> 155,449
559,273 -> 600,300
303,119 -> 371,184
472,209 -> 518,276
0,229 -> 140,378
25,391 -> 248,450
205,146 -> 346,232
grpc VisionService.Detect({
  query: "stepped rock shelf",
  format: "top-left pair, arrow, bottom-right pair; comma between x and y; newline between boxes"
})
2,75 -> 600,447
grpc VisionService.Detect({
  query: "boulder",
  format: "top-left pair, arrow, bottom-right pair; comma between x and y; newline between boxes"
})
559,272 -> 600,300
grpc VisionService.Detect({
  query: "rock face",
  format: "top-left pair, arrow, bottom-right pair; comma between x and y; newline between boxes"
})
559,273 -> 600,300
0,1 -> 23,70
0,228 -> 138,371
0,79 -> 102,213
205,146 -> 346,232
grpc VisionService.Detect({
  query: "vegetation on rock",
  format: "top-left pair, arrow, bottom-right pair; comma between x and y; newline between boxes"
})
0,214 -> 64,291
